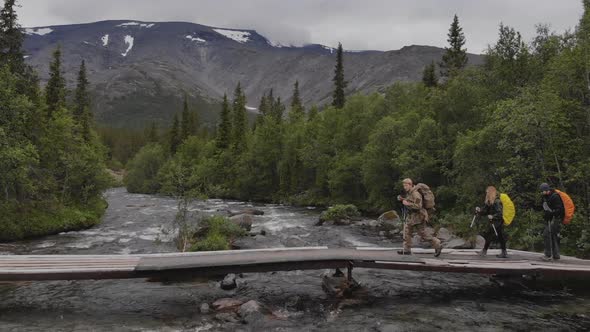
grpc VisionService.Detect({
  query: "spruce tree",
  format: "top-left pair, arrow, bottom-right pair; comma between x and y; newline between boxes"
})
422,61 -> 438,87
289,80 -> 305,121
216,93 -> 232,149
169,114 -> 181,154
74,60 -> 90,120
0,0 -> 25,75
231,83 -> 247,151
147,122 -> 159,143
180,94 -> 190,141
332,42 -> 347,109
271,96 -> 285,122
45,46 -> 66,117
254,93 -> 268,128
440,14 -> 468,78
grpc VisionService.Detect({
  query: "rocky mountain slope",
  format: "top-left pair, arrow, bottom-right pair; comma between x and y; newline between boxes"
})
23,20 -> 483,128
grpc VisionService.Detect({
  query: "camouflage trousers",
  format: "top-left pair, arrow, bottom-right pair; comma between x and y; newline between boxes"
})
403,212 -> 441,252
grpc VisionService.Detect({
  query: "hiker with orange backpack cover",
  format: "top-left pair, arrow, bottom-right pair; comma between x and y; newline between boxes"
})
540,183 -> 564,260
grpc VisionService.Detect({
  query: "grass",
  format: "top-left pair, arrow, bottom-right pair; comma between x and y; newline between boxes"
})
0,197 -> 108,241
189,215 -> 246,252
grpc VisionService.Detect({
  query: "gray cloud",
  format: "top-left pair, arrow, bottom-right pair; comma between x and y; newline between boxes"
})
16,0 -> 584,52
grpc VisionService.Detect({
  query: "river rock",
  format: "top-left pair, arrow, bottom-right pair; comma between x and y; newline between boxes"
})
475,235 -> 486,249
220,274 -> 237,290
199,303 -> 210,314
285,235 -> 308,247
229,214 -> 253,231
215,312 -> 241,323
212,298 -> 244,311
436,227 -> 453,242
229,208 -> 265,217
238,300 -> 264,324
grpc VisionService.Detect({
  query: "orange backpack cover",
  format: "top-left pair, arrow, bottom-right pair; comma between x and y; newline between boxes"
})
555,190 -> 575,225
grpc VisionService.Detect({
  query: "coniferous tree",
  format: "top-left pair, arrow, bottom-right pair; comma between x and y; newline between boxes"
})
74,60 -> 90,128
332,42 -> 347,108
74,60 -> 89,117
271,96 -> 285,122
181,94 -> 190,141
289,80 -> 305,121
147,122 -> 159,143
169,114 -> 181,154
440,14 -> 468,78
307,105 -> 319,122
0,0 -> 25,75
422,61 -> 438,87
231,82 -> 247,151
45,46 -> 66,117
217,93 -> 232,149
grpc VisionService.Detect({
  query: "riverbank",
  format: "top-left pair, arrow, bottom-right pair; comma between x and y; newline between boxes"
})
0,197 -> 107,242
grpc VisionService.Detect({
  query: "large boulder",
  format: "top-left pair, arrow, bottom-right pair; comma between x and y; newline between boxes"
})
474,235 -> 486,249
229,214 -> 253,231
436,227 -> 453,242
238,300 -> 264,324
377,210 -> 403,233
220,273 -> 237,290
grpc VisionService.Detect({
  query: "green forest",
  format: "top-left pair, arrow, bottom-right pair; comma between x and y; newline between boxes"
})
0,0 -> 109,240
122,5 -> 590,257
1,0 -> 590,259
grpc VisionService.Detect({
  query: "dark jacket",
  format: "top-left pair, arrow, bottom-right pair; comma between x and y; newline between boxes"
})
542,190 -> 565,222
478,198 -> 503,225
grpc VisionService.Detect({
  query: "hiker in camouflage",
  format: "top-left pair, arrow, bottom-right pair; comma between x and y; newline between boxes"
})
397,178 -> 442,257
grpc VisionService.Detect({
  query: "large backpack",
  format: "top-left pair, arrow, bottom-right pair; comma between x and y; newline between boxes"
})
555,190 -> 575,225
499,193 -> 515,226
415,183 -> 435,219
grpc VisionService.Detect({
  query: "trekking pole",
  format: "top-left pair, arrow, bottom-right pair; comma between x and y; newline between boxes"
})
491,222 -> 499,237
548,219 -> 554,260
470,214 -> 477,228
401,206 -> 407,255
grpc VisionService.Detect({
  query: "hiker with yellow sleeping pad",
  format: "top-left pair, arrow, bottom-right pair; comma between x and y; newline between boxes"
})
473,186 -> 512,258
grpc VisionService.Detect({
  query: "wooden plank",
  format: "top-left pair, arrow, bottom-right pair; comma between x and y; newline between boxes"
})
1,247 -> 590,282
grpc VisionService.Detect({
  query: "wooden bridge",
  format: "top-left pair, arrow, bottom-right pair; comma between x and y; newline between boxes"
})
1,248 -> 590,282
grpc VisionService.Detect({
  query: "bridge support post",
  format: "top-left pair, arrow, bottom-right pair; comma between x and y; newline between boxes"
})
347,261 -> 353,282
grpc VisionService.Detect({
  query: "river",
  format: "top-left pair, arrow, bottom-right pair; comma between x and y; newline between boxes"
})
0,188 -> 589,331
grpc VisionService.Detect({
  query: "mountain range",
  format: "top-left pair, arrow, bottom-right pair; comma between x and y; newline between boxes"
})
23,20 -> 483,128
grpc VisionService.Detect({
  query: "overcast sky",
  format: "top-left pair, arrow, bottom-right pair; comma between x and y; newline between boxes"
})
16,0 -> 584,53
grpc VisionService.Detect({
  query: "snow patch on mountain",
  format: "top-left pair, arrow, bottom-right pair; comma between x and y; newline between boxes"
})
185,35 -> 206,43
246,106 -> 258,111
121,35 -> 134,57
266,39 -> 292,48
213,29 -> 250,43
101,34 -> 109,47
322,45 -> 335,54
25,28 -> 53,36
117,22 -> 155,28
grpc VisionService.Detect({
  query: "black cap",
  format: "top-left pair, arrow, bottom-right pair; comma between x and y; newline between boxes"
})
540,183 -> 551,191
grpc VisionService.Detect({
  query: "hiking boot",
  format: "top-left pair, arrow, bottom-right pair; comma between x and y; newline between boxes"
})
479,249 -> 488,257
553,255 -> 560,260
434,247 -> 442,258
397,250 -> 412,255
541,255 -> 553,261
496,250 -> 508,259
